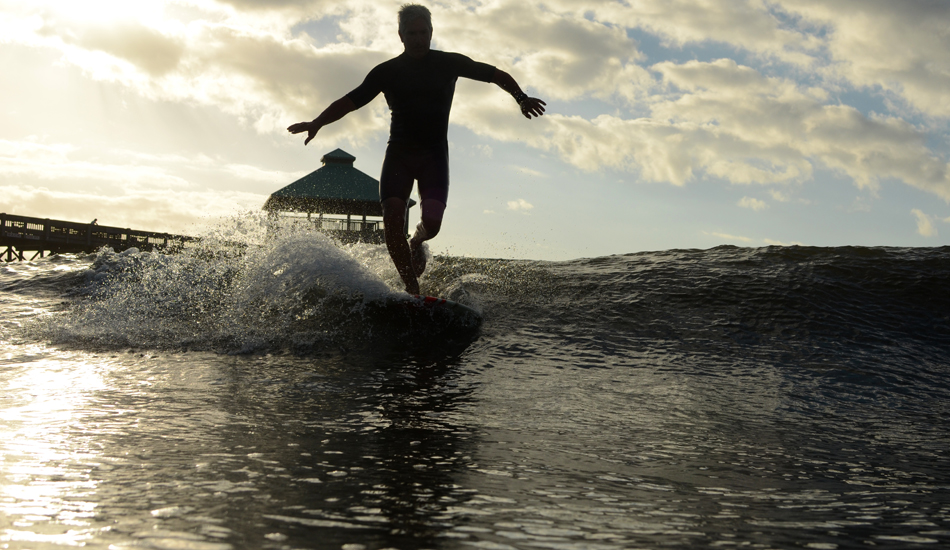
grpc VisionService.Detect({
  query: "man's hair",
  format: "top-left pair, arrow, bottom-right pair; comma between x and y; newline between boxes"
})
398,3 -> 432,33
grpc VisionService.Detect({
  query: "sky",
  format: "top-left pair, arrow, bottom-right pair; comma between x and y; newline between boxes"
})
1,0 -> 949,260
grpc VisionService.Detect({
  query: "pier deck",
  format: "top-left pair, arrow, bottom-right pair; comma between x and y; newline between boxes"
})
1,213 -> 194,261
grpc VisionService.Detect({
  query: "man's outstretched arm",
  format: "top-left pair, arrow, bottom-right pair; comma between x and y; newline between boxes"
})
491,69 -> 546,119
287,96 -> 358,145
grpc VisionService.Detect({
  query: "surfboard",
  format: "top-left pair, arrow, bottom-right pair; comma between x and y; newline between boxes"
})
382,294 -> 482,331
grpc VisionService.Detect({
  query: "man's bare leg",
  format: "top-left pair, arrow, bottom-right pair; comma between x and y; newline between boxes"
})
409,199 -> 445,277
382,197 -> 419,295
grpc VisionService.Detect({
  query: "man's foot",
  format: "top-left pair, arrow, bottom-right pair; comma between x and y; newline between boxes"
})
410,240 -> 427,278
398,267 -> 420,295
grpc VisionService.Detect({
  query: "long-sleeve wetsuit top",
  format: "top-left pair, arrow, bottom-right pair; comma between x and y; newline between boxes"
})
346,50 -> 496,149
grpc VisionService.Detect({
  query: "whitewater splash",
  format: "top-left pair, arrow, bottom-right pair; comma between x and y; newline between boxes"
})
33,218 -> 483,353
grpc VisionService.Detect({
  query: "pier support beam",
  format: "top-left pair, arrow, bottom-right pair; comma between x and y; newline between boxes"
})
2,246 -> 25,262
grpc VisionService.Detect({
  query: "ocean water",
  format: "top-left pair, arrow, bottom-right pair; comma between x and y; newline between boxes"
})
1,226 -> 948,550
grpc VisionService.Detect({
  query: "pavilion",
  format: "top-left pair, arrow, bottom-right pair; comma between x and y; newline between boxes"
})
263,149 -> 414,243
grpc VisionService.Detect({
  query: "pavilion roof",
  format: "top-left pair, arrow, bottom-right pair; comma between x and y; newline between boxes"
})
264,149 -> 382,216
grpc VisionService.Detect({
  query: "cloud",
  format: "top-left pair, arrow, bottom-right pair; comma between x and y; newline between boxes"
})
37,15 -> 185,75
0,184 -> 266,235
543,0 -> 819,66
738,197 -> 768,211
5,1 -> 390,143
543,0 -> 950,118
656,58 -> 773,94
0,137 -> 295,235
509,166 -> 547,178
435,1 -> 649,103
911,209 -> 938,237
781,0 -> 950,118
506,198 -> 534,212
0,138 -> 191,189
769,189 -> 791,202
216,0 -> 336,10
704,231 -> 754,243
3,0 -> 950,210
848,196 -> 873,214
0,138 -> 304,190
456,58 -> 950,201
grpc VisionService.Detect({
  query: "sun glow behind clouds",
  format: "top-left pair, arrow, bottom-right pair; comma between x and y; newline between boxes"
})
35,0 -> 165,23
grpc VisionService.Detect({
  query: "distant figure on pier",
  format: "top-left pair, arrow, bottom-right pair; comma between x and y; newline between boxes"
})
288,3 -> 545,295
91,219 -> 98,225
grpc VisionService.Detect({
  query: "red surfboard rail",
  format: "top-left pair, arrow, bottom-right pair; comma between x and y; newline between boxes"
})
414,295 -> 448,307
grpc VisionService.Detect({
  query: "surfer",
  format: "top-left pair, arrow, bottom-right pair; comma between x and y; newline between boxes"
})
288,3 -> 546,295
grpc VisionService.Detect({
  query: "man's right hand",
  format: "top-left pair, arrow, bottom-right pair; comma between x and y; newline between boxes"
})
287,121 -> 318,145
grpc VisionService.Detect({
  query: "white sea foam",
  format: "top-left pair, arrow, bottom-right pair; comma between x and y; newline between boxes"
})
39,217 -> 409,352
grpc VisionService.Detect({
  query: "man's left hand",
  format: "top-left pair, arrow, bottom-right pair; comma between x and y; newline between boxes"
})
520,97 -> 546,119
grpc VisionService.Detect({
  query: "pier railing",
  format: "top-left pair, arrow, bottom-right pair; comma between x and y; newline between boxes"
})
268,213 -> 387,244
1,213 -> 195,261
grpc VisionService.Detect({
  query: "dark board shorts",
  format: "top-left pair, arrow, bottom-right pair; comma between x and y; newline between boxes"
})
379,143 -> 449,205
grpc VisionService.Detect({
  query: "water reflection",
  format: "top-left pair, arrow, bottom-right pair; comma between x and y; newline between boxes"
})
2,343 -> 483,549
211,346 -> 482,549
0,353 -> 106,547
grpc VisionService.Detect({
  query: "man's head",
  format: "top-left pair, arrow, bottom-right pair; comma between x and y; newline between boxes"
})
398,3 -> 432,58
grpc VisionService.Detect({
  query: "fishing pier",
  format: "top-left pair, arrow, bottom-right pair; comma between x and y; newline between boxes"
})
0,213 -> 194,261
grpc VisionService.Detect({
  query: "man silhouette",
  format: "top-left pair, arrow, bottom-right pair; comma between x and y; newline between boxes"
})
288,3 -> 545,295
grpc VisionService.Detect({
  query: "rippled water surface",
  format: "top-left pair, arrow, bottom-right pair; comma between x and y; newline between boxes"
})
1,237 -> 948,549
